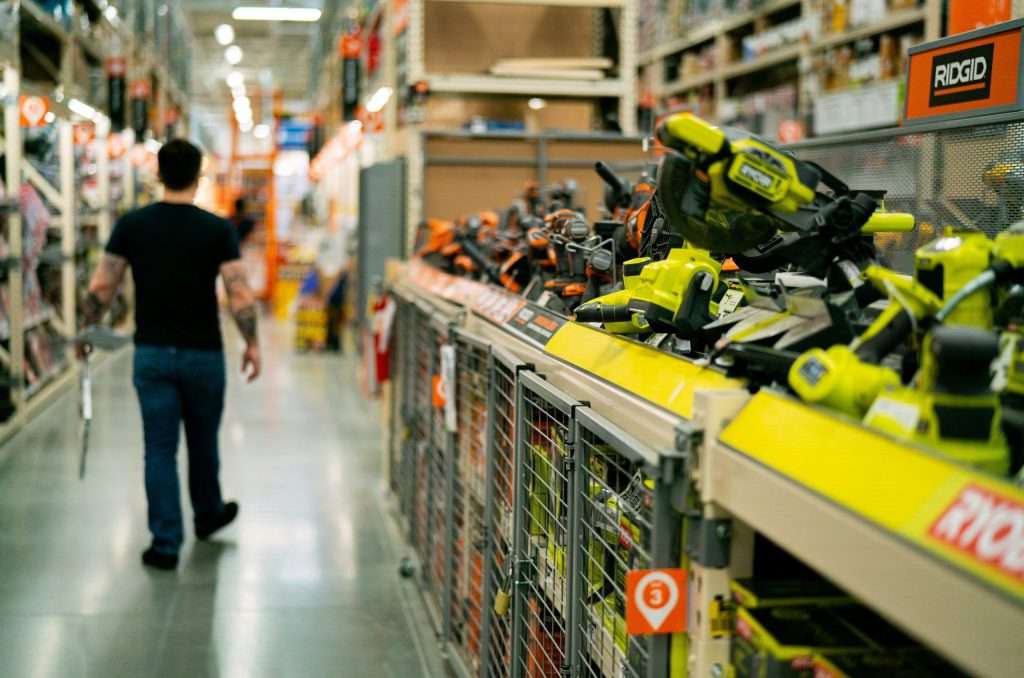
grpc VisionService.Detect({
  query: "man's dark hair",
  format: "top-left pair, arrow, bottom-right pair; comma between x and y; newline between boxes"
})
157,139 -> 202,190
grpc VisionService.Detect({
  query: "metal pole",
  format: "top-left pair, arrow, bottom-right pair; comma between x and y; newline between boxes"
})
647,457 -> 683,678
476,351 -> 499,678
3,65 -> 24,410
566,418 -> 585,677
59,119 -> 76,338
96,117 -> 111,243
509,376 -> 528,678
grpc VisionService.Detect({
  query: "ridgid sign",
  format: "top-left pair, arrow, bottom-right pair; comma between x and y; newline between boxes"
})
906,19 -> 1024,123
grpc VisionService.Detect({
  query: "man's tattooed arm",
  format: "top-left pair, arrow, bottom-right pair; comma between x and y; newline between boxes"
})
220,260 -> 259,345
84,253 -> 128,326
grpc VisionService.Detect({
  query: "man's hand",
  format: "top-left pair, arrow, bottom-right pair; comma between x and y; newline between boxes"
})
221,259 -> 261,383
241,343 -> 261,383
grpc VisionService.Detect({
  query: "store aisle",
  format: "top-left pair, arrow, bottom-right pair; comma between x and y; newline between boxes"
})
0,324 -> 441,678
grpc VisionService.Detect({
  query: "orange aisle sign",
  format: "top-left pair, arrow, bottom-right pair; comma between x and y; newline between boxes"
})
19,95 -> 49,127
905,19 -> 1024,123
625,569 -> 687,635
949,0 -> 1011,35
432,374 -> 447,409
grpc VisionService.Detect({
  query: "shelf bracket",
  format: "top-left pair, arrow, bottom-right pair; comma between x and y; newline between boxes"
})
21,161 -> 64,213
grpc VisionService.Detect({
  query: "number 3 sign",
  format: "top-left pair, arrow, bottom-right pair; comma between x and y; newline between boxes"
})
626,568 -> 687,635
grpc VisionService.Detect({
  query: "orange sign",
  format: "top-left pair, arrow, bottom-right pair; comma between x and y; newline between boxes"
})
432,374 -> 447,409
905,20 -> 1023,122
19,95 -> 49,127
73,123 -> 95,146
625,569 -> 687,635
949,0 -> 1011,36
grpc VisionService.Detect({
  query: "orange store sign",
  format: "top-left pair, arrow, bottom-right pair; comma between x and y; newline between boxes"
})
905,19 -> 1024,123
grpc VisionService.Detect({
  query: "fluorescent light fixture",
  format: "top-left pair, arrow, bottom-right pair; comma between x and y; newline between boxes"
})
215,24 -> 235,46
528,97 -> 546,110
43,111 -> 55,123
104,6 -> 118,21
253,124 -> 270,139
144,139 -> 162,153
233,97 -> 251,112
365,86 -> 393,113
239,120 -> 254,133
68,98 -> 99,120
232,6 -> 321,22
227,72 -> 245,90
236,109 -> 253,121
225,45 -> 243,65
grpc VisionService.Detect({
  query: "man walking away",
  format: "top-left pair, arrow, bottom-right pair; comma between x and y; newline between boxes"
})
83,139 -> 261,571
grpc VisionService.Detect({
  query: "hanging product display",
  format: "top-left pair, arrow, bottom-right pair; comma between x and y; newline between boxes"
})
106,57 -> 127,132
130,79 -> 150,140
340,28 -> 362,122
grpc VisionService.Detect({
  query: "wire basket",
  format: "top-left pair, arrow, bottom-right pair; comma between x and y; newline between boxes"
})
452,330 -> 491,673
513,372 -> 578,678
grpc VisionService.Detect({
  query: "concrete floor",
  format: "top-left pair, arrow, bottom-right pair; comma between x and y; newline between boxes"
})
0,326 -> 443,678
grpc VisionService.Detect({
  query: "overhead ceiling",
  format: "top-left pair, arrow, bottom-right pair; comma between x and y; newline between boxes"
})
182,0 -> 324,106
180,0 -> 327,156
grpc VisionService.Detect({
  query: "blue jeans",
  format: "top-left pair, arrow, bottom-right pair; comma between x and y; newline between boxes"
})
133,345 -> 226,555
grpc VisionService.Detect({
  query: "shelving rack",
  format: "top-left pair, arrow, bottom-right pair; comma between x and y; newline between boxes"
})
0,0 -> 190,444
386,255 -> 1024,678
637,0 -> 942,138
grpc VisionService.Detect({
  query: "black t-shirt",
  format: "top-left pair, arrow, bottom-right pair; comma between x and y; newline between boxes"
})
106,202 -> 241,350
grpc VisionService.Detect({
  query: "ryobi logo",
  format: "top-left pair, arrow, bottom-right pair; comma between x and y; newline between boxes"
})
928,484 -> 1024,581
738,162 -> 774,190
930,43 -> 994,107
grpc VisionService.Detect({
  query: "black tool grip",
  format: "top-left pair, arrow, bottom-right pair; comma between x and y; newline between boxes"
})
855,308 -> 914,364
574,303 -> 633,324
595,161 -> 627,195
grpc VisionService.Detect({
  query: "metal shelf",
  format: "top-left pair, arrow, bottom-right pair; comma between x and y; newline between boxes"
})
20,0 -> 69,44
639,0 -> 801,65
811,7 -> 928,52
426,73 -> 628,97
720,42 -> 801,80
710,390 -> 1024,677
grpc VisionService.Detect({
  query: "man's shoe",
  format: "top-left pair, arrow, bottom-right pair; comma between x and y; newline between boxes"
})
196,501 -> 239,540
141,547 -> 179,571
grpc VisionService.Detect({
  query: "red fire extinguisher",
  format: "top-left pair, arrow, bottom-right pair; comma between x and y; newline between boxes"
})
372,292 -> 396,383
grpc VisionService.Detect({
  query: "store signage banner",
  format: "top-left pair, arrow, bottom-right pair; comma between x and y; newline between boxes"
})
905,19 -> 1024,123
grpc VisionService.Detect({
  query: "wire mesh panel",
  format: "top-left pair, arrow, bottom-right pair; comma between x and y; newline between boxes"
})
452,330 -> 491,673
409,307 -> 437,574
573,409 -> 660,678
389,299 -> 412,499
513,373 -> 578,678
426,317 -> 451,615
481,350 -> 523,678
789,116 -> 1024,272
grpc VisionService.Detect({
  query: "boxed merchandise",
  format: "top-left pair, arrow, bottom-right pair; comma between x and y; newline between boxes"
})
732,605 -> 873,678
812,649 -> 968,677
730,578 -> 852,609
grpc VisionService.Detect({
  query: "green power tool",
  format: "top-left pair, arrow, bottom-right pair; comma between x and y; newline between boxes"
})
789,226 -> 1024,477
575,113 -> 914,348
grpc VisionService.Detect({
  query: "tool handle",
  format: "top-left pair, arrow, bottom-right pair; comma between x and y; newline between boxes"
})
574,303 -> 633,324
861,211 -> 916,234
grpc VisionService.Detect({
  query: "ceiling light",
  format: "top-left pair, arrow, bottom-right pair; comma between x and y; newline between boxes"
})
215,24 -> 235,45
104,6 -> 118,21
253,124 -> 270,139
226,71 -> 245,89
239,120 -> 254,133
232,6 -> 321,22
365,86 -> 393,113
233,97 -> 251,111
44,111 -> 55,123
225,45 -> 243,65
528,97 -> 546,110
231,86 -> 247,99
157,4 -> 168,17
68,98 -> 99,120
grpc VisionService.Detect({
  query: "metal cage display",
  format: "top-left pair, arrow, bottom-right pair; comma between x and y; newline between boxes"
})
511,372 -> 579,678
452,329 -> 492,673
479,348 -> 526,678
